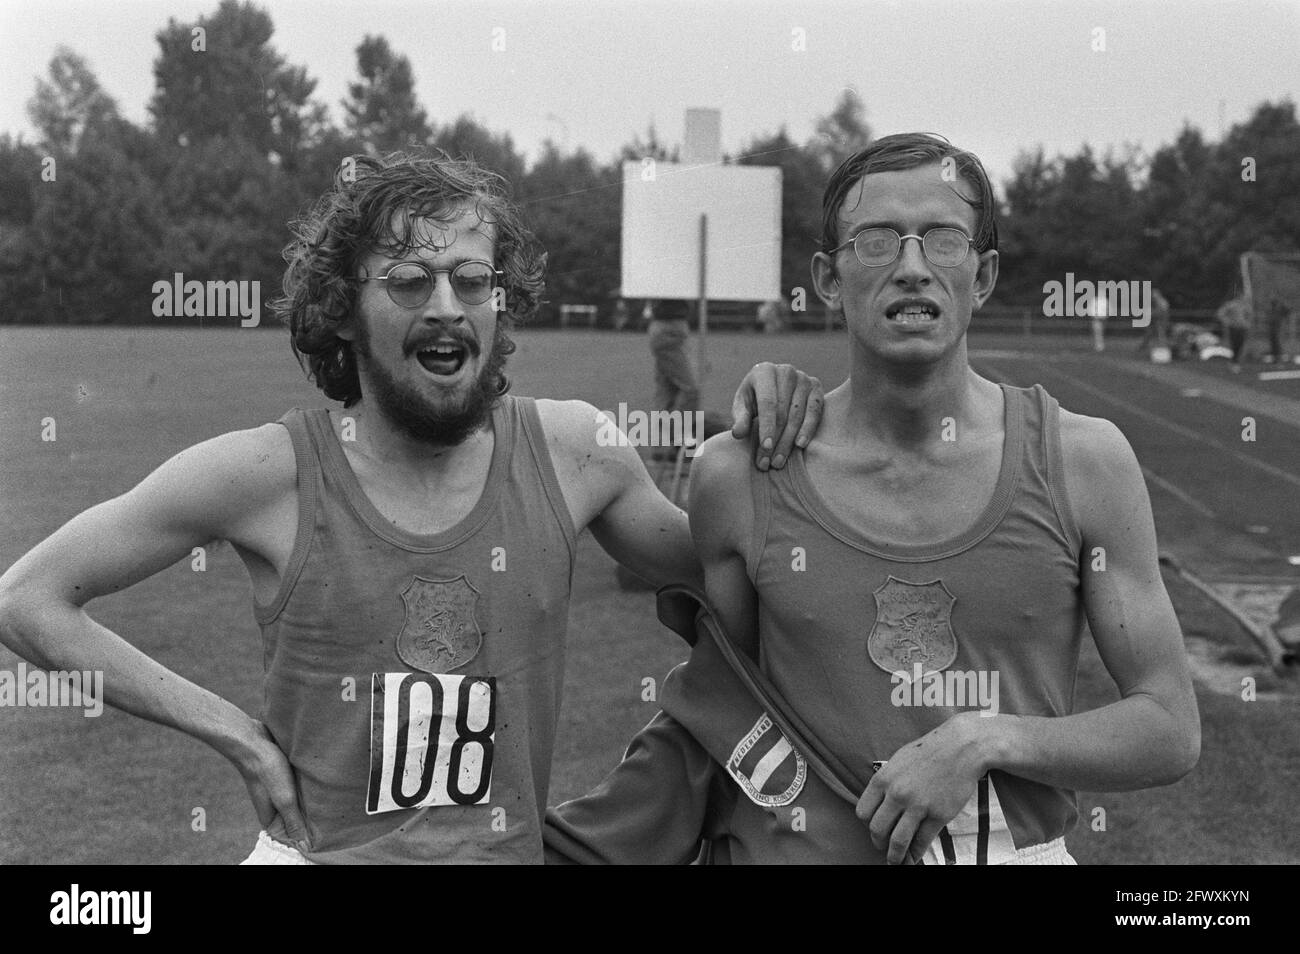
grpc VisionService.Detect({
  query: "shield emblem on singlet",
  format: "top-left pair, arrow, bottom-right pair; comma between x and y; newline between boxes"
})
396,575 -> 484,673
867,576 -> 959,674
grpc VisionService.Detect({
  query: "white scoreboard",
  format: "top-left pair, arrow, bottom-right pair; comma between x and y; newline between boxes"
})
620,160 -> 782,302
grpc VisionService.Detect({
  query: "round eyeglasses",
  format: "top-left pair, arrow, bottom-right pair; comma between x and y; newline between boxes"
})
358,260 -> 502,308
831,227 -> 977,268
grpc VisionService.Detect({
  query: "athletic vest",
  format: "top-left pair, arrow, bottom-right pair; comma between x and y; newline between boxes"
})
729,382 -> 1085,856
254,397 -> 576,863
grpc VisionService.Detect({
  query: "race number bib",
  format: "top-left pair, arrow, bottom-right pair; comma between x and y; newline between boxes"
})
366,672 -> 496,815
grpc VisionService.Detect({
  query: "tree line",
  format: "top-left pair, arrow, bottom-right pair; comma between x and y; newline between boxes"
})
1,0 -> 1296,326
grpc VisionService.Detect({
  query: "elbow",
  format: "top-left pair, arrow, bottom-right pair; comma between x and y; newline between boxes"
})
1156,708 -> 1201,786
0,580 -> 57,665
0,583 -> 27,655
1173,717 -> 1202,781
0,575 -> 21,629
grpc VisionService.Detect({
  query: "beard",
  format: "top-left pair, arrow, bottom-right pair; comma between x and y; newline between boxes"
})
353,319 -> 512,446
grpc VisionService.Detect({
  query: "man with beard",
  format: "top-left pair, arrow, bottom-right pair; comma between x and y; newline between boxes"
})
0,152 -> 822,864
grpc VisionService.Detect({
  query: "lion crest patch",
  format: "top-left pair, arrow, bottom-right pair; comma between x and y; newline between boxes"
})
396,575 -> 484,673
867,576 -> 959,674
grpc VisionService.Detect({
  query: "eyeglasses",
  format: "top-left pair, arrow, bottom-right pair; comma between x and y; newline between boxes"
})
831,227 -> 977,268
357,260 -> 502,308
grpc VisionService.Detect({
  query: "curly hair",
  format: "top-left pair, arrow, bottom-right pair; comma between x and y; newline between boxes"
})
274,151 -> 547,407
820,132 -> 999,258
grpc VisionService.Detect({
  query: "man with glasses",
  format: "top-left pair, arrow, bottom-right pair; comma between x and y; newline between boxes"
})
545,133 -> 1200,864
0,151 -> 823,864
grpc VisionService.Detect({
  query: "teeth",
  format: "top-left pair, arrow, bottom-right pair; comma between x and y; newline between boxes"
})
892,305 -> 935,317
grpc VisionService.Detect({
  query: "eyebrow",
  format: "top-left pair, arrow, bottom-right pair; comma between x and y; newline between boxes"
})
843,218 -> 972,237
380,254 -> 492,269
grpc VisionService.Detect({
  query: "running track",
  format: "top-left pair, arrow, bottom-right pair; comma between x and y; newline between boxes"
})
971,349 -> 1300,581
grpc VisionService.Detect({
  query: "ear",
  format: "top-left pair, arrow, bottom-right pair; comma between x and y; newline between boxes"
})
335,305 -> 359,343
971,249 -> 999,312
811,251 -> 842,311
336,268 -> 368,343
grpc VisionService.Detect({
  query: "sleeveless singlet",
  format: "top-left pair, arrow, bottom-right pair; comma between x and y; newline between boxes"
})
724,382 -> 1086,858
254,396 -> 576,863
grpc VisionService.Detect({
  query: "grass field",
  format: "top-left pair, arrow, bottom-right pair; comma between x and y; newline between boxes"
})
1,324 -> 1298,864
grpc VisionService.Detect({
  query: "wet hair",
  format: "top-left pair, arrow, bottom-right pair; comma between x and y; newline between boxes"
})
820,132 -> 999,256
274,151 -> 546,407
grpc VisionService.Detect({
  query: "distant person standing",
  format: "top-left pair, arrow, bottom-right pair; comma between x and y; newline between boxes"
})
1136,287 -> 1171,354
1216,295 -> 1252,371
611,298 -> 631,331
646,300 -> 700,413
1090,292 -> 1108,352
1265,297 -> 1292,364
756,299 -> 782,334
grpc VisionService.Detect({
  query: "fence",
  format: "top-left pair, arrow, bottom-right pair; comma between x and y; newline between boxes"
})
533,301 -> 1225,337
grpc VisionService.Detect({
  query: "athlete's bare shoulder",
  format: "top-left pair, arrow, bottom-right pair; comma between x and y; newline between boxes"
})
689,432 -> 756,556
1056,407 -> 1144,538
1057,408 -> 1133,471
532,398 -> 643,530
149,423 -> 295,509
209,422 -> 297,506
692,429 -> 755,483
138,422 -> 298,562
533,397 -> 603,446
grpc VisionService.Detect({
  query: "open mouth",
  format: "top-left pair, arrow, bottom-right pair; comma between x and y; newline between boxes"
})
886,301 -> 940,326
414,341 -> 470,376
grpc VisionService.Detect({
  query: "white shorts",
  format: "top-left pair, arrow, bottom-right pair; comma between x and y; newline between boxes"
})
239,830 -> 316,866
1003,837 -> 1076,865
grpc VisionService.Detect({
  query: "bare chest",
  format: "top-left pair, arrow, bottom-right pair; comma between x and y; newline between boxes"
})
804,440 -> 1005,547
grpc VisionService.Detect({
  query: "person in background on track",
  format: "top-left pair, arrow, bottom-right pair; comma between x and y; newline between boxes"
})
1216,294 -> 1252,372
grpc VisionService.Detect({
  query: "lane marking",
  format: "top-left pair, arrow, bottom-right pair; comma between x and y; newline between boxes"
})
1037,360 -> 1300,493
1139,466 -> 1216,519
1087,353 -> 1300,429
1259,370 -> 1300,381
979,360 -> 1220,520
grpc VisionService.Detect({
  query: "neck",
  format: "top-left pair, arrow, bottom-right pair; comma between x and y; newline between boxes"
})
340,399 -> 493,478
840,338 -> 983,448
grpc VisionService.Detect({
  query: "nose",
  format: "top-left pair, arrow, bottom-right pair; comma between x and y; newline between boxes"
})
893,234 -> 933,288
420,272 -> 465,325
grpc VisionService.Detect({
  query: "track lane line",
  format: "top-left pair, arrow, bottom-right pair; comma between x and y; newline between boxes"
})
978,360 -> 1221,520
1137,466 -> 1217,519
988,359 -> 1300,493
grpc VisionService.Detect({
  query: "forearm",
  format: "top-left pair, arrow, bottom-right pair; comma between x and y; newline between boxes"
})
978,692 -> 1199,792
0,598 -> 263,766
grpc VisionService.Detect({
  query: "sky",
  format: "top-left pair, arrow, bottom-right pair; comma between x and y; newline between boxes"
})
2,0 -> 1298,187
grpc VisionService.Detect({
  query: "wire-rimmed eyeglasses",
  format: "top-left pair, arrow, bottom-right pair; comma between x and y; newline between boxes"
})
356,259 -> 502,307
831,227 -> 977,268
